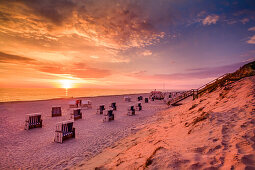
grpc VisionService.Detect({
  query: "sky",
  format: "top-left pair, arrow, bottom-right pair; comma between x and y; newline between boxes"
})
0,0 -> 254,90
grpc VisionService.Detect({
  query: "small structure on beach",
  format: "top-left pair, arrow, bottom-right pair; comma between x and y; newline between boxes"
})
97,105 -> 105,114
124,96 -> 131,102
110,102 -> 117,111
25,113 -> 43,130
136,102 -> 142,111
69,100 -> 77,108
72,109 -> 82,120
52,106 -> 62,117
103,109 -> 114,122
127,105 -> 135,116
150,90 -> 164,100
81,100 -> 92,109
137,96 -> 143,101
145,97 -> 149,103
54,120 -> 75,143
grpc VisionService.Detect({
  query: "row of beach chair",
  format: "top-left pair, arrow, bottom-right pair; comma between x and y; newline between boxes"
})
24,96 -> 149,143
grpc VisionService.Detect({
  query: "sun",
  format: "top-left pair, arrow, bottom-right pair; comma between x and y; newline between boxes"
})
60,79 -> 72,89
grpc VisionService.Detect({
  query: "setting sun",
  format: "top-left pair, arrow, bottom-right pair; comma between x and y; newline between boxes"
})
60,80 -> 72,89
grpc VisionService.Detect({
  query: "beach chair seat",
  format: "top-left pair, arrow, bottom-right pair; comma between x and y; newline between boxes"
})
54,120 -> 75,143
81,100 -> 92,109
52,106 -> 62,117
127,106 -> 135,116
25,113 -> 43,130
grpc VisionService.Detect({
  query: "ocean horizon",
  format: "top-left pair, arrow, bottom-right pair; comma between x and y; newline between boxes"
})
0,88 -> 154,102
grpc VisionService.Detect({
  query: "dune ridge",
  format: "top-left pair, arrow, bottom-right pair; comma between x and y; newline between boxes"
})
74,76 -> 255,169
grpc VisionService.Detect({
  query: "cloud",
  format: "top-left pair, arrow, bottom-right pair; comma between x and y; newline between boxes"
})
38,62 -> 112,79
141,50 -> 152,56
129,62 -> 247,81
90,56 -> 99,59
247,27 -> 255,44
0,51 -> 35,63
0,51 -> 111,79
202,15 -> 219,25
0,0 -> 165,50
240,18 -> 249,24
248,27 -> 255,31
247,35 -> 255,44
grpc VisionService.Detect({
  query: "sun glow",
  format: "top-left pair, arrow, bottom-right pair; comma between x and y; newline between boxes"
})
60,79 -> 72,89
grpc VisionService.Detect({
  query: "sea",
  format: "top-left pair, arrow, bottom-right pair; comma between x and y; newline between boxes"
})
0,88 -> 151,102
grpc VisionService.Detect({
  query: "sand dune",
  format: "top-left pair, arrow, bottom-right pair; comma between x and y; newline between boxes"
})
74,76 -> 255,169
0,93 -> 168,169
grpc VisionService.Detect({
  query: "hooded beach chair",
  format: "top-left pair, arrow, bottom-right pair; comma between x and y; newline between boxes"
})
69,100 -> 77,108
103,109 -> 114,122
97,105 -> 105,114
137,96 -> 143,101
81,100 -> 92,109
110,102 -> 117,111
25,113 -> 43,130
124,96 -> 131,102
145,98 -> 149,103
52,106 -> 62,117
136,102 -> 142,111
127,106 -> 135,116
54,120 -> 75,143
72,109 -> 82,120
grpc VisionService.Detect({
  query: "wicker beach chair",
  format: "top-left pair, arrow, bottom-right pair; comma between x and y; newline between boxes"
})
54,120 -> 75,143
103,109 -> 114,122
69,100 -> 77,108
127,106 -> 135,116
25,113 -> 43,130
136,102 -> 142,111
72,109 -> 82,120
110,102 -> 117,111
52,106 -> 62,117
137,96 -> 143,101
145,98 -> 149,103
124,96 -> 131,102
96,105 -> 105,114
81,100 -> 92,109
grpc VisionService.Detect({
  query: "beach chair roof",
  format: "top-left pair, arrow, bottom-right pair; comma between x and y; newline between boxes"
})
82,100 -> 91,104
26,113 -> 41,117
52,106 -> 61,108
57,120 -> 73,125
69,100 -> 76,104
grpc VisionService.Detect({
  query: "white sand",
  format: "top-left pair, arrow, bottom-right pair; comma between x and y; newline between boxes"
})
0,93 -> 168,169
73,76 -> 255,169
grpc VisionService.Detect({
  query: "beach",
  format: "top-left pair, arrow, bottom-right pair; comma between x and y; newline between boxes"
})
0,93 -> 167,169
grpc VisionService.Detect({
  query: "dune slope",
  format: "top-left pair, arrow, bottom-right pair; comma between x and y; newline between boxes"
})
74,76 -> 255,170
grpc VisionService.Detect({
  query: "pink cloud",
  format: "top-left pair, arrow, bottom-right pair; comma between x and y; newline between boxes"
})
202,15 -> 219,25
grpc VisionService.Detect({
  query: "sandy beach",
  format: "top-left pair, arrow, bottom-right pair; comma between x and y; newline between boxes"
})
73,76 -> 255,169
0,93 -> 167,169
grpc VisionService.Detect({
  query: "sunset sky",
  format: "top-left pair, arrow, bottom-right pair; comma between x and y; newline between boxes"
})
0,0 -> 254,89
